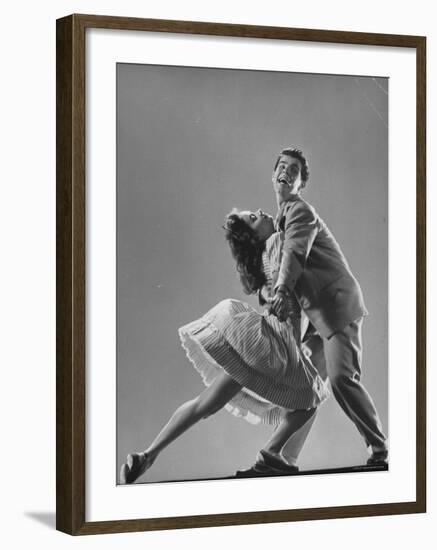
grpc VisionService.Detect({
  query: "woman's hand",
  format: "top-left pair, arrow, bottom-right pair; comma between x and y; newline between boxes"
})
258,286 -> 272,307
269,288 -> 290,322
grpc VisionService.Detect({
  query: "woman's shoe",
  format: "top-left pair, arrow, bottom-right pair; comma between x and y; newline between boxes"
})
120,452 -> 150,484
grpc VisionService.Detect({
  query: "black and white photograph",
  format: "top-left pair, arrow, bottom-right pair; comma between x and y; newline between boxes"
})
116,63 -> 389,485
3,0 -> 432,545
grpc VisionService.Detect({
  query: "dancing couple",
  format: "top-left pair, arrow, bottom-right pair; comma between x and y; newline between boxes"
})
120,147 -> 388,484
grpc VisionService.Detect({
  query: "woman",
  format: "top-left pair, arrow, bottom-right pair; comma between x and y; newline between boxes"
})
120,208 -> 329,484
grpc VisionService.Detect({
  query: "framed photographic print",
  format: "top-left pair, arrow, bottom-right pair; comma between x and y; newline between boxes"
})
56,14 -> 426,535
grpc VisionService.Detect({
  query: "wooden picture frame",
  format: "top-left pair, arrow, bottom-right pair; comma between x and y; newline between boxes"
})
56,13 -> 426,535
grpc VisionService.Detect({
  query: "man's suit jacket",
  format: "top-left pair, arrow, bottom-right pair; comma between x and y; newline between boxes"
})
275,197 -> 367,339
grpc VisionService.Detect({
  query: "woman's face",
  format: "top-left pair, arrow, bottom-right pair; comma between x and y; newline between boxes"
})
239,209 -> 275,241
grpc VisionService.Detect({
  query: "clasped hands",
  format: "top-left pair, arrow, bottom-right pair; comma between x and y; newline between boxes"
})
268,286 -> 291,322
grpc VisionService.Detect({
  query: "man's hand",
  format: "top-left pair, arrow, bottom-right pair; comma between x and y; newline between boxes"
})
269,287 -> 290,322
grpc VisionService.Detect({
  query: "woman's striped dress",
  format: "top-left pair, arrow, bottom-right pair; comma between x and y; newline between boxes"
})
178,232 -> 329,426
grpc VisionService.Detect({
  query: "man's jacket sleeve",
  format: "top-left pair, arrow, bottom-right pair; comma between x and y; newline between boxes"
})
275,201 -> 318,294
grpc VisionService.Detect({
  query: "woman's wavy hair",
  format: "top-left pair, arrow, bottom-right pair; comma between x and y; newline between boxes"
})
223,209 -> 267,295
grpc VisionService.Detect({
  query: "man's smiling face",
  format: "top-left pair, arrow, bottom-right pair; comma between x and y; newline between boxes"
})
272,154 -> 304,203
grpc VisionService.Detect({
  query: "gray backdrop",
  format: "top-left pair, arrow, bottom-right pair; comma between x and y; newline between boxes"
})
116,63 -> 388,483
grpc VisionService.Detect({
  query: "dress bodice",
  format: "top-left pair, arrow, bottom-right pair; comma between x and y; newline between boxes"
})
261,232 -> 301,326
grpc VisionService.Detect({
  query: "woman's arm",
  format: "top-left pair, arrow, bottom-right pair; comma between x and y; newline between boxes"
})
257,285 -> 272,307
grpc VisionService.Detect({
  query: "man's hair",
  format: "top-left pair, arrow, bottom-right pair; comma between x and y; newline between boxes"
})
274,147 -> 310,185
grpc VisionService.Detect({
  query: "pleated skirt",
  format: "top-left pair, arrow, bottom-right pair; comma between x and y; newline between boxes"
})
179,299 -> 329,426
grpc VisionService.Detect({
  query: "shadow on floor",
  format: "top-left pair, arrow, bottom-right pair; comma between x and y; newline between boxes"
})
25,511 -> 56,529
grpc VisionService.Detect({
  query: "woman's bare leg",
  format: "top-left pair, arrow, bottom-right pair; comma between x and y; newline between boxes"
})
145,371 -> 241,461
262,408 -> 317,458
121,371 -> 242,482
280,412 -> 317,465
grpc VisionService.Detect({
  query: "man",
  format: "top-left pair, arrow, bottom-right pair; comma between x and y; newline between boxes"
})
269,147 -> 388,466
